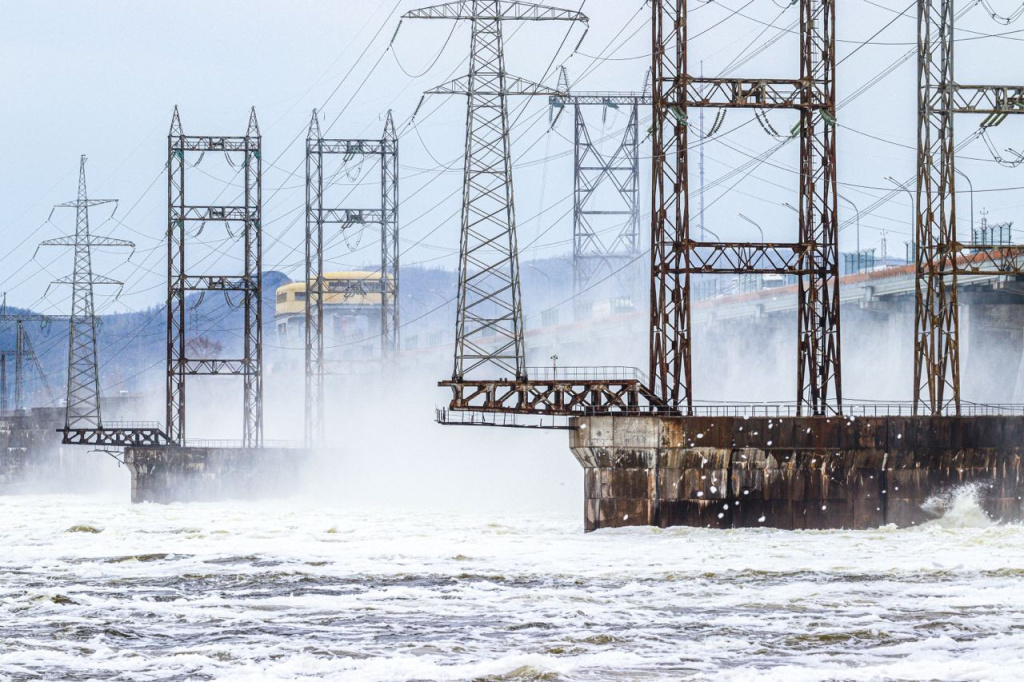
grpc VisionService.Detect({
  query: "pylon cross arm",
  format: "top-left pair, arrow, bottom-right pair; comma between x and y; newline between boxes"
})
86,236 -> 135,249
38,237 -> 76,247
50,274 -> 123,287
426,74 -> 563,97
403,0 -> 587,23
953,84 -> 1024,114
55,199 -> 116,208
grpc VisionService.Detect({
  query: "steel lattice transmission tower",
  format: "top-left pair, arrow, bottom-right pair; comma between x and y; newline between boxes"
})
915,0 -> 1024,415
550,67 -> 649,305
39,156 -> 133,438
304,110 -> 399,446
404,0 -> 588,385
650,0 -> 841,416
168,107 -> 263,447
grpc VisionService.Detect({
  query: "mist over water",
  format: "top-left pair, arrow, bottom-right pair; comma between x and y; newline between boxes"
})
5,314 -> 1023,680
8,264 -> 1022,681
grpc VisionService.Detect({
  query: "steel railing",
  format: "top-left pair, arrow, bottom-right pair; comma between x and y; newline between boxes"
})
435,407 -> 572,430
96,421 -> 166,430
181,439 -> 305,449
523,365 -> 649,384
583,402 -> 1024,418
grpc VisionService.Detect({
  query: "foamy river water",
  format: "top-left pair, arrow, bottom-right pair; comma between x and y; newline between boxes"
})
1,490 -> 1022,681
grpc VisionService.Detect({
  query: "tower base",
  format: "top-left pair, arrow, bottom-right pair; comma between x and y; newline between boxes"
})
570,415 -> 1024,531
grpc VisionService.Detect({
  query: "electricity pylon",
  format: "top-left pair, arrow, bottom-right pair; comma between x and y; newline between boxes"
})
549,66 -> 649,305
39,156 -> 133,438
304,110 -> 399,447
915,0 -> 1024,415
167,107 -> 263,447
649,0 -> 841,415
403,0 -> 588,384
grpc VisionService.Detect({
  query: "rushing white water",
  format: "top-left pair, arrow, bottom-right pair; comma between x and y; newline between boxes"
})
1,491 -> 1023,681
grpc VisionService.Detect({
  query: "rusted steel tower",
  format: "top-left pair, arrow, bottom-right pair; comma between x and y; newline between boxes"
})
550,68 -> 650,303
39,156 -> 134,440
915,0 -> 1024,415
304,110 -> 399,446
649,0 -> 841,416
167,107 -> 263,447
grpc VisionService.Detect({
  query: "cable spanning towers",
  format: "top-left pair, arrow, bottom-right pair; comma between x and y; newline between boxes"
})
550,68 -> 649,304
915,1 -> 1024,415
649,0 -> 841,416
167,107 -> 263,447
405,0 -> 588,387
39,156 -> 133,440
304,110 -> 399,447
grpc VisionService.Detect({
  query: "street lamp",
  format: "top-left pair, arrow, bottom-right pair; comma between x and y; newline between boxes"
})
837,194 -> 863,273
737,213 -> 765,293
525,263 -> 552,299
737,212 -> 765,242
837,194 -> 861,257
954,167 -> 975,241
885,176 -> 915,264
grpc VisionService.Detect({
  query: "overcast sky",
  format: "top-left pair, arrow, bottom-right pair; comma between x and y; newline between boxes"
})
1,0 -> 1022,319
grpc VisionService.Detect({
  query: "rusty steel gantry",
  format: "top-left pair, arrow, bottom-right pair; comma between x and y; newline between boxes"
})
167,107 -> 263,447
38,156 -> 137,444
406,1 -> 652,418
915,0 -> 1024,416
650,0 -> 841,417
304,110 -> 399,447
550,68 -> 650,304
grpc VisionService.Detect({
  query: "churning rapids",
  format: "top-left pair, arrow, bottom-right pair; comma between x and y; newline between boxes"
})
1,489 -> 1023,681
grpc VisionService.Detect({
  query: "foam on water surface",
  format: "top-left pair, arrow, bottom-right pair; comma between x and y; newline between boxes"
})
0,490 -> 1022,681
920,483 -> 998,529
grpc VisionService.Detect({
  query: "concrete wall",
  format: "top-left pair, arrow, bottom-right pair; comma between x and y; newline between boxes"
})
0,397 -> 148,493
124,446 -> 310,503
0,408 -> 65,492
571,415 -> 1024,531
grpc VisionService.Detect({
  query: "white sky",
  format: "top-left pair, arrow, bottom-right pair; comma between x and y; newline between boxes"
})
1,0 -> 1023,319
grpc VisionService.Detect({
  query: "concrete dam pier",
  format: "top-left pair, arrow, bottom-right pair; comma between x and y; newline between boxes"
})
570,414 -> 1024,532
124,446 -> 310,504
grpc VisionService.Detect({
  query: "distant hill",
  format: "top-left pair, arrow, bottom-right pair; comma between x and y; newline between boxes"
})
12,258 -> 575,407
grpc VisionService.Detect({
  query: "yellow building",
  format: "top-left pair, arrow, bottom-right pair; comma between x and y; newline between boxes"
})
275,272 -> 392,356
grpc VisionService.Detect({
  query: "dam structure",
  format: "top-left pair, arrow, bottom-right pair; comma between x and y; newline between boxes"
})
570,413 -> 1024,531
427,0 -> 1024,530
9,0 -> 1023,517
